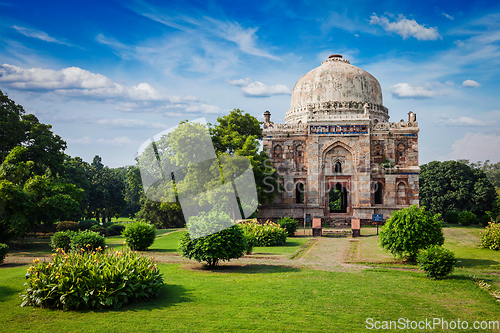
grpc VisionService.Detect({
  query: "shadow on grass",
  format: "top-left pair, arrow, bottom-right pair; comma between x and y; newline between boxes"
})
456,258 -> 500,268
148,248 -> 178,253
117,284 -> 191,312
0,285 -> 19,302
188,263 -> 301,274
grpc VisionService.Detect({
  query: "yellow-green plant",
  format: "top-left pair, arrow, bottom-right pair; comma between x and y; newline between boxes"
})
479,222 -> 500,250
21,247 -> 163,310
239,220 -> 287,247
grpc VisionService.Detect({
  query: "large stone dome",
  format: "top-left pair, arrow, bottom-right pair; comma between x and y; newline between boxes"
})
285,55 -> 389,124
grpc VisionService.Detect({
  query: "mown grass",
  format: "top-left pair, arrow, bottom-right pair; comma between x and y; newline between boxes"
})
1,262 -> 499,332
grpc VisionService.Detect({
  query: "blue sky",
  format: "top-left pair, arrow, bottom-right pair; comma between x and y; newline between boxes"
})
1,0 -> 500,167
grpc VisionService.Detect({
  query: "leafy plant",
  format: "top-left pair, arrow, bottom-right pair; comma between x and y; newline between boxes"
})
417,245 -> 456,280
70,230 -> 106,253
444,211 -> 459,224
78,219 -> 98,231
458,211 -> 477,226
21,248 -> 163,310
179,225 -> 247,268
106,223 -> 126,236
0,243 -> 8,264
379,205 -> 444,260
239,220 -> 287,247
56,221 -> 79,232
50,230 -> 75,252
479,222 -> 500,250
277,217 -> 298,237
122,222 -> 156,251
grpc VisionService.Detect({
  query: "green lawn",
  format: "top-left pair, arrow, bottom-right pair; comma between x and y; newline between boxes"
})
1,225 -> 499,332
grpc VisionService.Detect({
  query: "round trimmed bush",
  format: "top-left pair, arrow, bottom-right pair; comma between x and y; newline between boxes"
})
444,211 -> 459,224
106,223 -> 126,236
0,243 -> 8,264
239,220 -> 287,247
70,230 -> 106,252
50,230 -> 75,252
417,245 -> 456,280
379,205 -> 444,260
122,222 -> 156,251
179,225 -> 247,268
277,217 -> 298,237
458,211 -> 477,226
479,222 -> 500,250
56,221 -> 79,232
78,219 -> 98,231
21,249 -> 163,310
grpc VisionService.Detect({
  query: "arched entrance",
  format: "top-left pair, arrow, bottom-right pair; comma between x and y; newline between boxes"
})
329,183 -> 348,213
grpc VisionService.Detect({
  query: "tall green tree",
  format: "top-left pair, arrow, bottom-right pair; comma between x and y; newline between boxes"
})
420,160 -> 497,216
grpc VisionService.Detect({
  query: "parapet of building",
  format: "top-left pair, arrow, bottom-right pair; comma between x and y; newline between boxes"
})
258,55 -> 419,225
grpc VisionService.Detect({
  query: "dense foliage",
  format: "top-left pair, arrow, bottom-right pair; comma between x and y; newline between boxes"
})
179,210 -> 246,267
0,243 -> 8,264
420,160 -> 496,216
379,205 -> 444,260
479,222 -> 500,250
78,219 -> 98,230
136,201 -> 185,228
458,211 -> 477,226
122,222 -> 156,251
70,230 -> 106,252
417,245 -> 456,280
56,221 -> 79,232
239,220 -> 287,247
106,223 -> 126,236
50,231 -> 75,252
444,211 -> 459,224
277,217 -> 298,237
179,225 -> 247,268
21,248 -> 163,310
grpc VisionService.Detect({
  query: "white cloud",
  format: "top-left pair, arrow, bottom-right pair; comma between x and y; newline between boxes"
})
12,25 -> 74,46
0,63 -> 185,102
440,116 -> 492,127
96,118 -> 169,129
442,13 -> 454,20
462,79 -> 481,88
184,103 -> 226,114
226,77 -> 290,97
369,14 -> 441,40
67,136 -> 137,146
389,82 -> 444,99
445,132 -> 500,161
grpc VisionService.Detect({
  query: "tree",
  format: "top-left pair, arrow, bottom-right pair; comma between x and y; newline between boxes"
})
420,160 -> 496,217
0,180 -> 31,243
178,210 -> 246,268
379,205 -> 444,260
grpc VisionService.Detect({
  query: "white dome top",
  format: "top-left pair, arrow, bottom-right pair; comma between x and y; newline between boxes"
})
285,55 -> 388,124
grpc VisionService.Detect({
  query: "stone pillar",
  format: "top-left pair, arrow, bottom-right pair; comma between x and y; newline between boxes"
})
312,218 -> 322,236
351,218 -> 360,237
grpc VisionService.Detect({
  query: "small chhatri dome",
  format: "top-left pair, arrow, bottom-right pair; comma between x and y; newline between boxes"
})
285,55 -> 389,124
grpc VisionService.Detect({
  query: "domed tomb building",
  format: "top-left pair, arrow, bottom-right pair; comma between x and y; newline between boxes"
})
258,55 -> 419,224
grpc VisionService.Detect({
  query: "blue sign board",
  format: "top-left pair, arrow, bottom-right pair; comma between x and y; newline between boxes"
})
372,214 -> 383,222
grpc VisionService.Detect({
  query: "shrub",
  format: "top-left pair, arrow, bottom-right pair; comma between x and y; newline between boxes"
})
50,231 -> 75,252
458,211 -> 477,226
277,217 -> 298,237
70,230 -> 106,252
0,243 -> 8,264
122,222 -> 156,251
417,245 -> 456,280
379,205 -> 444,260
179,225 -> 247,268
21,249 -> 163,310
239,220 -> 287,247
106,224 -> 126,236
480,214 -> 491,227
444,211 -> 459,224
56,221 -> 79,232
479,222 -> 500,250
78,219 -> 98,231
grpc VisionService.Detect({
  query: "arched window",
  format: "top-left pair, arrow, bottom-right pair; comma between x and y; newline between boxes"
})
397,182 -> 407,205
295,182 -> 304,204
334,161 -> 342,173
373,144 -> 384,164
374,182 -> 384,205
